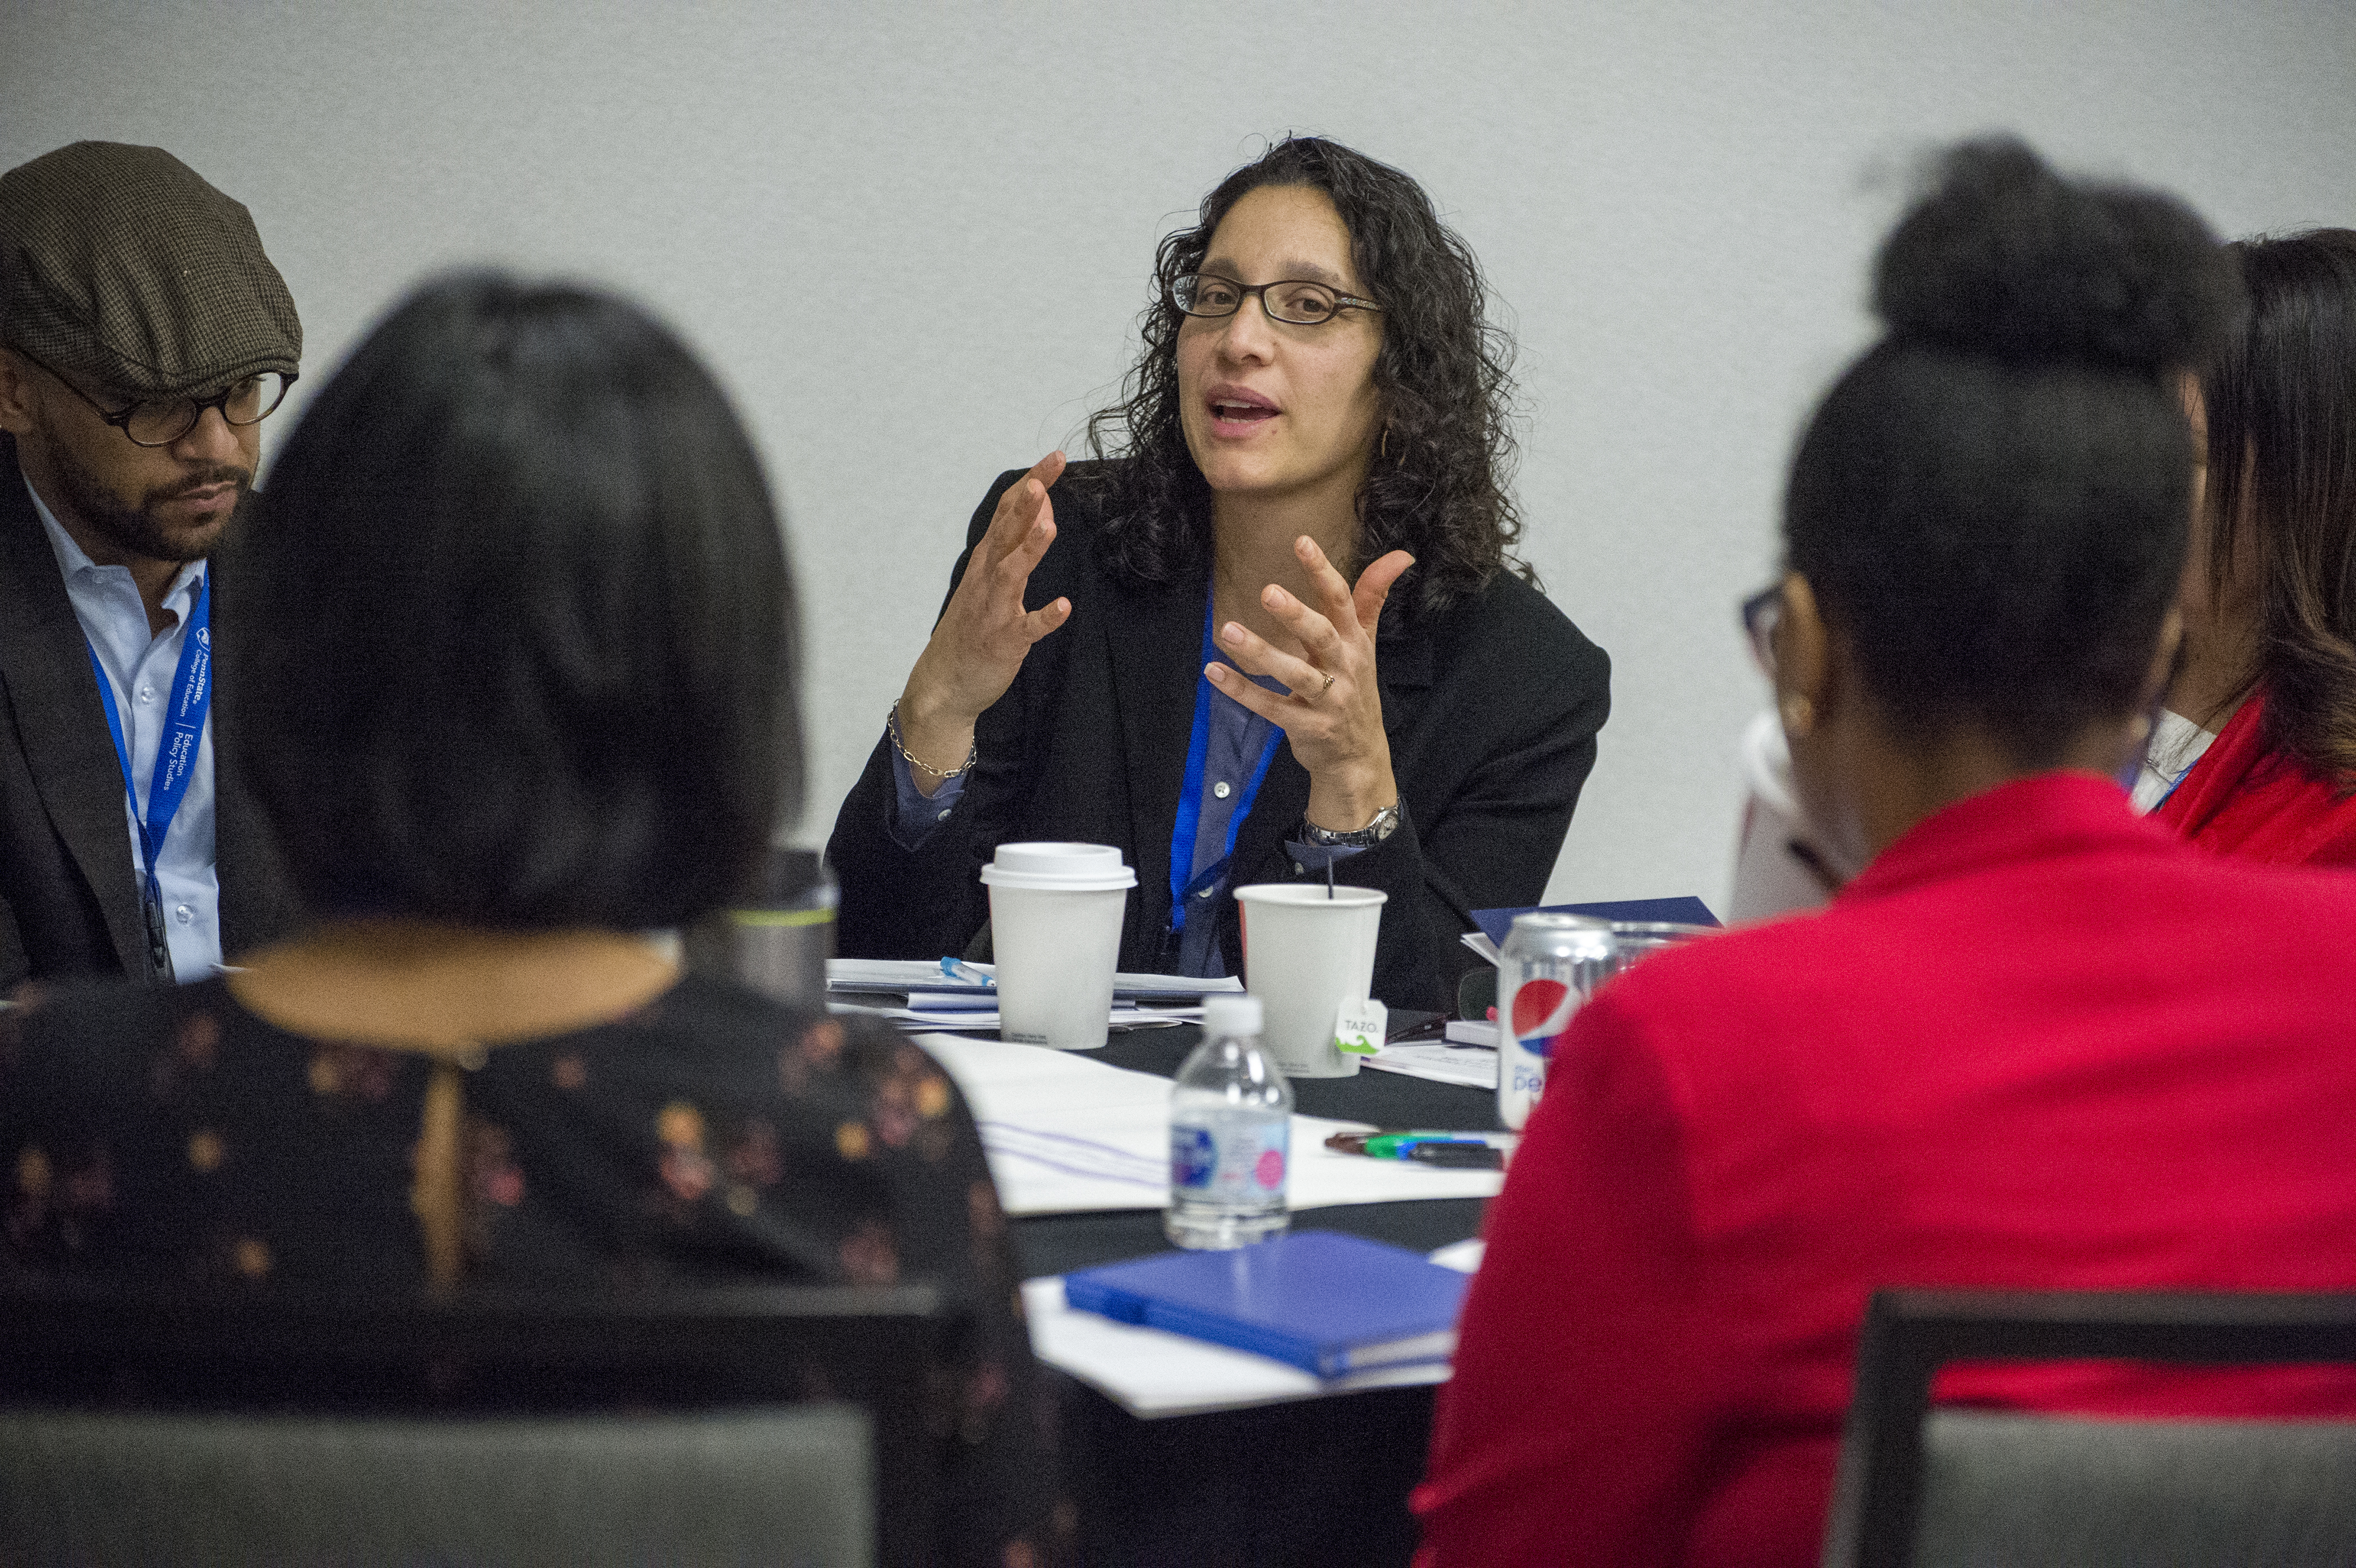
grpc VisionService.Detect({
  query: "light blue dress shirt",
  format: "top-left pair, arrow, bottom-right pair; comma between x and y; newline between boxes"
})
25,476 -> 221,979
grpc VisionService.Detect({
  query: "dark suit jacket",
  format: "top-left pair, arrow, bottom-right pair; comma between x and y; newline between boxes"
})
0,434 -> 300,989
829,465 -> 1611,1013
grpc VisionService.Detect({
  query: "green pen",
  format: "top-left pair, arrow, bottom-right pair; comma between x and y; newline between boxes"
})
1322,1129 -> 1521,1158
1363,1132 -> 1443,1158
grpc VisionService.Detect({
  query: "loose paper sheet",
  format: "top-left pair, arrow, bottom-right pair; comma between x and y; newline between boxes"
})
1360,1042 -> 1499,1092
917,1033 -> 1505,1217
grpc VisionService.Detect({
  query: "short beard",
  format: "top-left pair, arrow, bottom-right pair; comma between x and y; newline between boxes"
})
41,425 -> 252,564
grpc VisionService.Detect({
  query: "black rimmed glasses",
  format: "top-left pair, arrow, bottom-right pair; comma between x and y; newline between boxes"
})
15,346 -> 294,448
1169,272 -> 1382,327
1741,580 -> 1785,677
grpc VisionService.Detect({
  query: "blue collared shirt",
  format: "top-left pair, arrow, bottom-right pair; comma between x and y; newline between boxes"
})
26,476 -> 221,980
888,650 -> 1361,977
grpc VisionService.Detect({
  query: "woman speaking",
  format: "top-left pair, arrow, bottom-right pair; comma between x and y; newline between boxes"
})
829,137 -> 1609,1011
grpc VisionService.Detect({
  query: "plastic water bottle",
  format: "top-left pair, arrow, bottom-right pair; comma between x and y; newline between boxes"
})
1166,994 -> 1295,1249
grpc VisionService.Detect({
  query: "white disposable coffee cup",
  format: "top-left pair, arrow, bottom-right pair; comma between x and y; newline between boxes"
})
1232,884 -> 1387,1078
981,843 -> 1136,1051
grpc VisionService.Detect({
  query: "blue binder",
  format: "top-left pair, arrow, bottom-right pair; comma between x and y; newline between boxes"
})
1064,1231 -> 1470,1377
1470,895 -> 1720,949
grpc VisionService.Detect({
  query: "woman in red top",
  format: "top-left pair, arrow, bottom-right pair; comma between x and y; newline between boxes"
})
2149,228 -> 2356,862
1416,141 -> 2356,1567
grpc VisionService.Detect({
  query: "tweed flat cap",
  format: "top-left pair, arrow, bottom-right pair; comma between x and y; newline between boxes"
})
0,141 -> 300,397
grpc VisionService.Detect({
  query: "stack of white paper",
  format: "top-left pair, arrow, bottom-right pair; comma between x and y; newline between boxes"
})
1022,1241 -> 1487,1418
828,958 -> 1242,999
1022,1276 -> 1451,1417
834,998 -> 1193,1032
829,959 -> 1237,1033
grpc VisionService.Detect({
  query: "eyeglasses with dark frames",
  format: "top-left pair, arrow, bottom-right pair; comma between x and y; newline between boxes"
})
1169,272 -> 1382,327
1741,581 -> 1785,677
13,346 -> 294,449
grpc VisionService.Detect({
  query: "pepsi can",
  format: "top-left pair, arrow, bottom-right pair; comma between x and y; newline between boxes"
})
1496,913 -> 1615,1130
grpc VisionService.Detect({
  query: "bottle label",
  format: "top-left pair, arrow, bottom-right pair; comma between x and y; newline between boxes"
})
1170,1119 -> 1289,1197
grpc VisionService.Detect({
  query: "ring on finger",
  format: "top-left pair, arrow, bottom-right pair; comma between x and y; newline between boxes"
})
1318,672 -> 1336,697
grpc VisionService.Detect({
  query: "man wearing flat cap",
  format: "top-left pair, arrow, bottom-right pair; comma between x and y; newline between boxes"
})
0,141 -> 302,990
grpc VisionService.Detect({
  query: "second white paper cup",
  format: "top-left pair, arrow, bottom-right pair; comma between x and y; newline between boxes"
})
982,843 -> 1135,1051
1234,884 -> 1387,1078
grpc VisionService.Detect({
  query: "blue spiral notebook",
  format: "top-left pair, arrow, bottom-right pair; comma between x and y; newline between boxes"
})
1063,1231 -> 1470,1378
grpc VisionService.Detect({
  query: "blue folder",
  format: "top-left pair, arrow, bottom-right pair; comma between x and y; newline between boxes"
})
1470,895 -> 1720,949
1064,1231 -> 1470,1377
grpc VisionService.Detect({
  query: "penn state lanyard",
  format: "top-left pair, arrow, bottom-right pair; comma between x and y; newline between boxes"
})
86,574 -> 212,981
1167,596 -> 1283,943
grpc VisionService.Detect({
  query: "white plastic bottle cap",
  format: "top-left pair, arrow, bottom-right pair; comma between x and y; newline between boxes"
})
1201,993 -> 1264,1038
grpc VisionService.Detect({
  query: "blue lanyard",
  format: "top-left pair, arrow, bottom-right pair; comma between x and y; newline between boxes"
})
86,575 -> 211,977
1167,596 -> 1282,937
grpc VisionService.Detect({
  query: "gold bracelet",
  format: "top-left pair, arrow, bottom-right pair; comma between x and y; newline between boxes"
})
889,698 -> 977,783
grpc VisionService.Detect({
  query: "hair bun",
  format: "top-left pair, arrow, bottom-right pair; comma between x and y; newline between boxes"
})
1874,136 -> 2240,374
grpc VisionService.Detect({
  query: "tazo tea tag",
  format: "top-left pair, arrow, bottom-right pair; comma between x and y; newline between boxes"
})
1333,999 -> 1387,1056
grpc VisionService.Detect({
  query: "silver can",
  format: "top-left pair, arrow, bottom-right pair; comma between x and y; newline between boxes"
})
1495,913 -> 1615,1130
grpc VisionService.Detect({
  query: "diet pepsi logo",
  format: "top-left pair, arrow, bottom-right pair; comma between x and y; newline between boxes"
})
1510,978 -> 1579,1061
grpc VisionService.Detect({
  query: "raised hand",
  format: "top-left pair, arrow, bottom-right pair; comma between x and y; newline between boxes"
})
1207,536 -> 1415,834
894,453 -> 1072,794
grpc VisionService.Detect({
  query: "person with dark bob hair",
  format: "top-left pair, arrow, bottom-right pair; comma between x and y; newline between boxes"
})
0,274 -> 1066,1566
2144,228 -> 2356,862
1420,140 -> 2356,1567
829,137 -> 1609,1010
226,275 -> 799,930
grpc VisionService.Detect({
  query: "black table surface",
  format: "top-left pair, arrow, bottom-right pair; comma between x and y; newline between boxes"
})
987,1023 -> 1502,1567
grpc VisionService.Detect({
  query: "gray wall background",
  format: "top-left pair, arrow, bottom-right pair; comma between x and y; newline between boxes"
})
6,1 -> 2351,909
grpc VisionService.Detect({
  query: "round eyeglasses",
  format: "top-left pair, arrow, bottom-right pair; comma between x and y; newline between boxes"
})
17,347 -> 294,448
1169,273 -> 1382,327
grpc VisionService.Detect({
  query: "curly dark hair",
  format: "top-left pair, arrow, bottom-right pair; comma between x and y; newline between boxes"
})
1079,136 -> 1526,616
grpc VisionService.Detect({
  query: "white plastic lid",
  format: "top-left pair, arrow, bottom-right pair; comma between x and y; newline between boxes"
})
1201,993 -> 1264,1037
978,841 -> 1138,892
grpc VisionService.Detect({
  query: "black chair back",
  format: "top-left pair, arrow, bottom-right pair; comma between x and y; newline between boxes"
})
1821,1288 -> 2356,1568
0,1277 -> 959,1568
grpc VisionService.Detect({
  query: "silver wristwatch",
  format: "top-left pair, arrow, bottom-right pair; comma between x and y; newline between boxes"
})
1300,800 -> 1402,849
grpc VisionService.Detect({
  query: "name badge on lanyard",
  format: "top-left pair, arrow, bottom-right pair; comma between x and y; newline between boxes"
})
87,575 -> 213,981
1167,596 -> 1282,945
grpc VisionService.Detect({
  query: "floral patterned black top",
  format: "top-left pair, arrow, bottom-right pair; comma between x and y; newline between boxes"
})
0,972 -> 1065,1568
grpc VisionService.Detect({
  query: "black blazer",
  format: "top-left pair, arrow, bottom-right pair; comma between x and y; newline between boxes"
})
829,465 -> 1610,1013
0,435 -> 301,989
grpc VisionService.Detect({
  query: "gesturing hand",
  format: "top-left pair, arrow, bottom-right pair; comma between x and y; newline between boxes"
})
895,452 -> 1071,791
1207,536 -> 1415,834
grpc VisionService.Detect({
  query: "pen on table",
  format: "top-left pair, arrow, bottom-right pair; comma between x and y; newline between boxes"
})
1323,1130 -> 1519,1158
1407,1142 -> 1507,1170
938,957 -> 995,987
